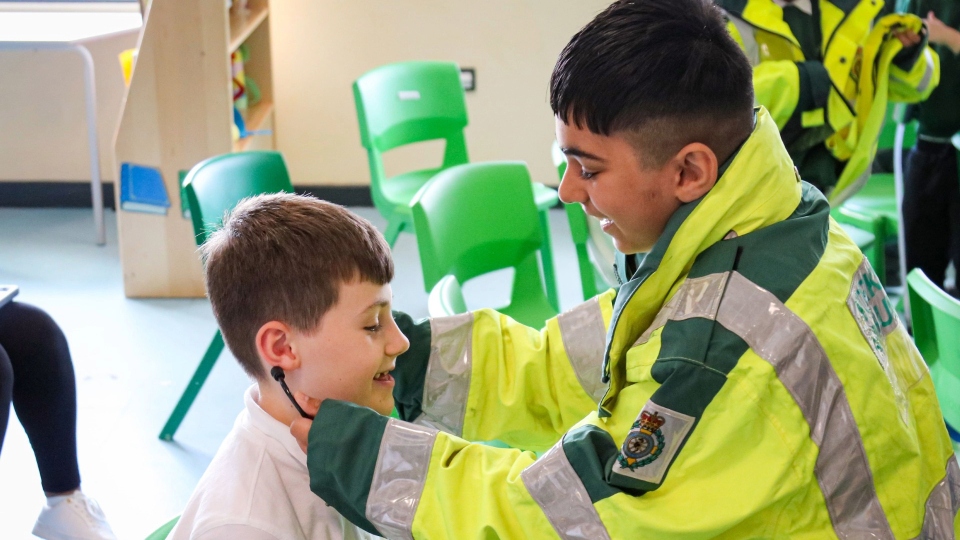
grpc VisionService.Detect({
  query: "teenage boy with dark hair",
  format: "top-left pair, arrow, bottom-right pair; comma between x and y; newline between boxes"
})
292,1 -> 958,537
169,193 -> 401,539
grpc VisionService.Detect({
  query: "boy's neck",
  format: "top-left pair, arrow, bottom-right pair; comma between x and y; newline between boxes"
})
255,381 -> 304,428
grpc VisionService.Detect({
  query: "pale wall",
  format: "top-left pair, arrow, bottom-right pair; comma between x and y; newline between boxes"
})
270,0 -> 611,188
0,29 -> 138,183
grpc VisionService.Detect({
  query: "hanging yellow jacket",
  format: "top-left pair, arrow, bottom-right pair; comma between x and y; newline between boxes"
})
305,108 -> 959,539
721,0 -> 939,204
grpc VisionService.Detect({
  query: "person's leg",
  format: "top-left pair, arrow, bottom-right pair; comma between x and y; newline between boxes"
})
0,344 -> 12,456
946,149 -> 960,295
902,140 -> 954,287
0,302 -> 80,494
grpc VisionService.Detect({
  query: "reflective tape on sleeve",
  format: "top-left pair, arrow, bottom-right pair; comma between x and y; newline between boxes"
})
365,419 -> 438,540
521,438 -> 611,540
557,297 -> 609,402
916,454 -> 960,540
415,312 -> 474,436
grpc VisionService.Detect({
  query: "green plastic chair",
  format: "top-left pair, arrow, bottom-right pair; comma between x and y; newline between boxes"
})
552,142 -> 616,301
411,161 -> 558,328
353,61 -> 560,309
832,104 -> 917,284
906,268 -> 960,441
144,516 -> 179,540
159,150 -> 294,441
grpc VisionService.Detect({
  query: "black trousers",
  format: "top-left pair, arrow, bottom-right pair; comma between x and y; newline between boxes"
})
902,139 -> 960,291
0,302 -> 81,493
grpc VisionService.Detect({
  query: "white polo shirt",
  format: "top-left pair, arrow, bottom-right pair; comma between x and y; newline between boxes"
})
170,386 -> 381,540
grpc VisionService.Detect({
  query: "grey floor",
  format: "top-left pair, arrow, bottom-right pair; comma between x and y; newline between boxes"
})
0,206 -> 587,540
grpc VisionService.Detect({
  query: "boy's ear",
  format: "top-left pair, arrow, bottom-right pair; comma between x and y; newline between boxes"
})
255,321 -> 300,372
672,142 -> 719,203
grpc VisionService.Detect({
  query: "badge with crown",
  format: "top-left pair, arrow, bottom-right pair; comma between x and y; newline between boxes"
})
617,410 -> 667,470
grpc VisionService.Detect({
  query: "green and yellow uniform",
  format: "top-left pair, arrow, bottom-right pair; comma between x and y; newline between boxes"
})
721,0 -> 940,203
306,108 -> 959,539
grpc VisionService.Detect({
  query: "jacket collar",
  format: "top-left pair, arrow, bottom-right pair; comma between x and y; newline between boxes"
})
599,107 -> 802,414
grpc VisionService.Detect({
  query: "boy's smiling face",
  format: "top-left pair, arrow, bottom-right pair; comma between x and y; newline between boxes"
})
284,280 -> 409,416
556,117 -> 683,255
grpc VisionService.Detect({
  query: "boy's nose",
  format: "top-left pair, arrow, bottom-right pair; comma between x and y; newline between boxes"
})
388,324 -> 410,357
558,169 -> 583,205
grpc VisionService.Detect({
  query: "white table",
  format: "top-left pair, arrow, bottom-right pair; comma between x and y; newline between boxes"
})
0,10 -> 142,245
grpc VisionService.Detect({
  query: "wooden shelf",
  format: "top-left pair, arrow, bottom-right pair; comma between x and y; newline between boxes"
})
114,0 -> 276,297
233,100 -> 273,152
229,4 -> 268,53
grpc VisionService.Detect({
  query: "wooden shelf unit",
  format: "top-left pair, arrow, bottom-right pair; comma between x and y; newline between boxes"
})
113,0 -> 276,298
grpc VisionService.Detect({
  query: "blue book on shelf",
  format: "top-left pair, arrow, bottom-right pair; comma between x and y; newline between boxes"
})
120,163 -> 170,215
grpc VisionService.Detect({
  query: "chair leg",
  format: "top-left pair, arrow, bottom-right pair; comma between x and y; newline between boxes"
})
538,209 -> 560,311
159,330 -> 225,441
384,217 -> 405,248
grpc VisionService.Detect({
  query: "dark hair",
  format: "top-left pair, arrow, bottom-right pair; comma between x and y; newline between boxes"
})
551,0 -> 755,166
201,193 -> 393,380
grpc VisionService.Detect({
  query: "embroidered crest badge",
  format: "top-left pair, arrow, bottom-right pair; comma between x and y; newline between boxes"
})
617,411 -> 666,470
611,403 -> 695,485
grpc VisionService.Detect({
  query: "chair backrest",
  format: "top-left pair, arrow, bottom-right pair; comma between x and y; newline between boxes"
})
412,161 -> 542,288
182,150 -> 294,246
353,61 -> 469,166
412,161 -> 546,304
907,268 -> 960,378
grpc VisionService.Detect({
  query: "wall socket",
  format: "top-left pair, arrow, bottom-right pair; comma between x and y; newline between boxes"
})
460,68 -> 476,91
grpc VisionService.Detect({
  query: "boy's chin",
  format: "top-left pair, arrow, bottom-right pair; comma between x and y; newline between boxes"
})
372,399 -> 395,417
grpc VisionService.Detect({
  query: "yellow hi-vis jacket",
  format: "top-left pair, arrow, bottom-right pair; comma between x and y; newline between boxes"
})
720,0 -> 940,204
305,108 -> 959,539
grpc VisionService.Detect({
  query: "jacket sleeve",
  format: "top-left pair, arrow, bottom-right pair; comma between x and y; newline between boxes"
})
887,40 -> 940,103
305,362 -> 806,539
392,289 -> 616,452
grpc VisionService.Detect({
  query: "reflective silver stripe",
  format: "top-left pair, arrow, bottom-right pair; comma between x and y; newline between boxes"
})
716,272 -> 894,539
415,312 -> 474,436
916,48 -> 936,94
724,12 -> 761,66
365,419 -> 439,540
557,297 -> 608,402
916,455 -> 960,540
521,438 -> 611,540
635,272 -> 730,346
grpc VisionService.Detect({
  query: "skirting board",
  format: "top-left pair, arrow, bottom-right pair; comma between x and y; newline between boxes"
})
0,182 -> 374,209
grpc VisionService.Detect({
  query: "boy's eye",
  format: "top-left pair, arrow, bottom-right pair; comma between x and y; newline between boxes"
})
579,169 -> 597,180
364,323 -> 382,333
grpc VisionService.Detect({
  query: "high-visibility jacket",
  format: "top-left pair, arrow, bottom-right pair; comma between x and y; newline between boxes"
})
305,108 -> 959,539
721,0 -> 940,203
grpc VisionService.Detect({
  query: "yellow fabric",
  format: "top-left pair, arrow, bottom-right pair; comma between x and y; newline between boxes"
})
829,13 -> 941,202
408,109 -> 954,538
460,289 -> 617,452
727,1 -> 940,202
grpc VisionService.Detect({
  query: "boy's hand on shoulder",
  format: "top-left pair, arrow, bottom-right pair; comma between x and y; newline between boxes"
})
290,391 -> 322,453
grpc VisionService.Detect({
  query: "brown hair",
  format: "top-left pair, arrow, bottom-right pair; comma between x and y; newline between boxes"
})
201,193 -> 393,380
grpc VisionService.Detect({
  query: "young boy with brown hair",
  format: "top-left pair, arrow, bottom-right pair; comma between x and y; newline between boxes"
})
169,193 -> 405,539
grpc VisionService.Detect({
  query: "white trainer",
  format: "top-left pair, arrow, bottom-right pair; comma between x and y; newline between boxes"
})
32,492 -> 117,540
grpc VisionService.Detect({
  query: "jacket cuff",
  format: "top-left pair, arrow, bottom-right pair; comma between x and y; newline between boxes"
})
892,28 -> 927,71
392,311 -> 432,421
307,399 -> 389,536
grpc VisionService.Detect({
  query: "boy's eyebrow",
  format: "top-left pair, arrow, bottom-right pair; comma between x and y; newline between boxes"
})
561,146 -> 605,162
360,299 -> 391,314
